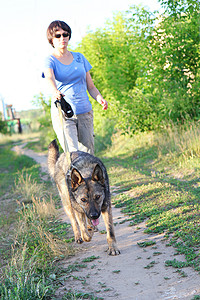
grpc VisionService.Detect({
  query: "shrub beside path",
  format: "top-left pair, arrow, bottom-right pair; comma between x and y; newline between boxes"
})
13,143 -> 200,300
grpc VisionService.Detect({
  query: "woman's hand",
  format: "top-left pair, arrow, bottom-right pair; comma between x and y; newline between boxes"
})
86,72 -> 108,110
53,90 -> 64,100
99,99 -> 108,110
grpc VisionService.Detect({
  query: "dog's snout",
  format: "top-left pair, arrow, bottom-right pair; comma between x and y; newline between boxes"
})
89,211 -> 99,219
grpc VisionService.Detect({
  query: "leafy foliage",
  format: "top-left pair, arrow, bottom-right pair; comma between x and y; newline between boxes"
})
148,0 -> 200,121
76,2 -> 199,136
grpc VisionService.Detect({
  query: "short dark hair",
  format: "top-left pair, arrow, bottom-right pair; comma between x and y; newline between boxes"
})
47,20 -> 72,47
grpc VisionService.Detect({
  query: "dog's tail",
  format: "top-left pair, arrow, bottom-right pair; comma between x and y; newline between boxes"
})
48,139 -> 59,178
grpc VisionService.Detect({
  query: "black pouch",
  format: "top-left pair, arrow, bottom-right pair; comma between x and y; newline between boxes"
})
55,95 -> 74,118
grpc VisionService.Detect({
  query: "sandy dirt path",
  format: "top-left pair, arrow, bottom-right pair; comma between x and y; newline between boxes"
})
12,143 -> 200,300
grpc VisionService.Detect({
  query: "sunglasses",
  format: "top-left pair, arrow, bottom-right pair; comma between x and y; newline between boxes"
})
54,33 -> 70,39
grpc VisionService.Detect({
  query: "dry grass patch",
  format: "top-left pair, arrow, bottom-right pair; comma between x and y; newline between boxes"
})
32,196 -> 57,219
14,171 -> 47,203
15,197 -> 74,261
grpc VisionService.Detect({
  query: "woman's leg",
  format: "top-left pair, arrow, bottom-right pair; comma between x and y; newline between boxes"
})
51,103 -> 79,152
77,110 -> 94,155
63,117 -> 79,152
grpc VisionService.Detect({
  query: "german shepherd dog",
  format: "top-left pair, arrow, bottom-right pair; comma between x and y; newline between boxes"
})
48,140 -> 120,255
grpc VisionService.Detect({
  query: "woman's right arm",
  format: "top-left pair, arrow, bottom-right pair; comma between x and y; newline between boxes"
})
44,68 -> 62,100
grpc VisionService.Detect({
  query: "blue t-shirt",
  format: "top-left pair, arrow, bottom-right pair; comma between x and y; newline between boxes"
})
45,52 -> 92,115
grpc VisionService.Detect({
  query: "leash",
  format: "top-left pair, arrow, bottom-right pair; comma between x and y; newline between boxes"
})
55,97 -> 73,166
42,71 -> 74,166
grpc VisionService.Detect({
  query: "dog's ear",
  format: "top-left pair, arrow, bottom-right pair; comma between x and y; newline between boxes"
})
71,168 -> 84,190
92,164 -> 105,185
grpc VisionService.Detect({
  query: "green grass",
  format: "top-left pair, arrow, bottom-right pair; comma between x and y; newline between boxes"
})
25,139 -> 48,153
98,122 -> 200,274
137,241 -> 156,248
0,147 -> 38,197
192,296 -> 200,300
82,256 -> 100,263
0,136 -> 75,299
0,140 -> 41,270
62,290 -> 102,300
144,261 -> 156,269
0,134 -> 104,299
1,120 -> 200,298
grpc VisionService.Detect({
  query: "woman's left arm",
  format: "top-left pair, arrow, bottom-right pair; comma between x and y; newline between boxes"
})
86,72 -> 108,110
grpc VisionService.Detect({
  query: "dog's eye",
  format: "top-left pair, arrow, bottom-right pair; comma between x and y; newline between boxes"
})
95,195 -> 100,200
81,198 -> 87,203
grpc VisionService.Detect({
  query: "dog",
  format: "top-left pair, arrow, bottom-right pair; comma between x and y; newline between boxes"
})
48,139 -> 120,255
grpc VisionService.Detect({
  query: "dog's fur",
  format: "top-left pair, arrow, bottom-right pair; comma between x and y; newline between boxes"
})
48,139 -> 120,255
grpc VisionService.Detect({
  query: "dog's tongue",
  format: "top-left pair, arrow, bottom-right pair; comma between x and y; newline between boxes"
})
91,218 -> 99,226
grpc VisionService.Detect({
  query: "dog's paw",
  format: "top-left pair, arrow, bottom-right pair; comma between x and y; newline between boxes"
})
81,232 -> 92,242
75,237 -> 83,244
107,246 -> 120,256
75,235 -> 83,244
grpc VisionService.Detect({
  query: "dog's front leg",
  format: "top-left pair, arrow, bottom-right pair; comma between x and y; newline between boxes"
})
74,211 -> 94,242
102,206 -> 120,255
57,179 -> 83,244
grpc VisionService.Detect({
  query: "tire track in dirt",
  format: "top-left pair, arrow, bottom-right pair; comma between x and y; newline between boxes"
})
13,143 -> 200,300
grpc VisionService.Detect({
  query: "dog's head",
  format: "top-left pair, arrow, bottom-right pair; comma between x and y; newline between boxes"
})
70,164 -> 105,226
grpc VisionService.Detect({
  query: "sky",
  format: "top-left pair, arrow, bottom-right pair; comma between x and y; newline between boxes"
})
0,0 -> 162,112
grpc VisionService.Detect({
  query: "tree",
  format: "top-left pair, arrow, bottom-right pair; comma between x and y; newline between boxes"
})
77,10 -> 158,134
148,0 -> 200,120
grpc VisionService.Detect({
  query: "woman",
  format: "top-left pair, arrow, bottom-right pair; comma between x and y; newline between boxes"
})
44,20 -> 108,155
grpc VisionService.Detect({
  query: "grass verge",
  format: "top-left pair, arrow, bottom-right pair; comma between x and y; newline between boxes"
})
99,122 -> 200,274
0,137 -> 75,299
